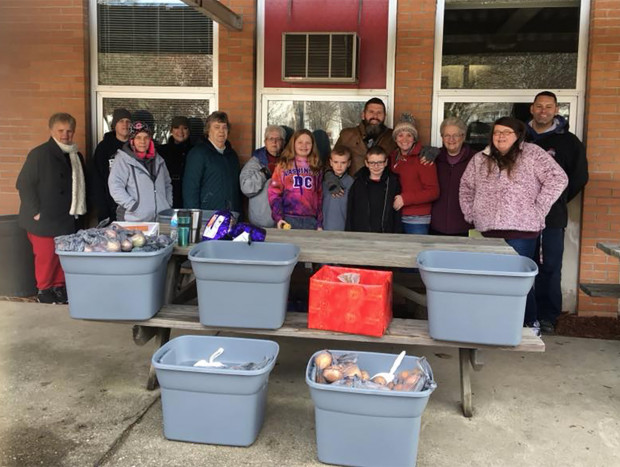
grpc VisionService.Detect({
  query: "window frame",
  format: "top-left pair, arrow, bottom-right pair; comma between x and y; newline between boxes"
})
430,0 -> 591,146
89,0 -> 219,150
255,0 -> 397,147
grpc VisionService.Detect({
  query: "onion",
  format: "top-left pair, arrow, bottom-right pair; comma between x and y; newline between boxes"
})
104,229 -> 118,239
323,367 -> 343,383
121,239 -> 133,252
314,351 -> 333,371
342,364 -> 362,379
131,232 -> 146,248
360,370 -> 370,381
371,375 -> 387,385
106,240 -> 121,252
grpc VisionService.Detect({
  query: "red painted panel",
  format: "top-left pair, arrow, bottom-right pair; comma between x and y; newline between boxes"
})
264,0 -> 389,89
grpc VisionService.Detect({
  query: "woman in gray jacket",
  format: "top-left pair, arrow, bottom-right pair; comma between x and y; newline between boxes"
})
108,121 -> 172,222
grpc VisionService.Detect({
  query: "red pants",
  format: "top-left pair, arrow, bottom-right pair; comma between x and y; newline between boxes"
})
27,232 -> 65,290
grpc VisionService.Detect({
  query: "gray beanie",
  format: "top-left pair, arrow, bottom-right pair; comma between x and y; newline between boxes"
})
111,108 -> 132,131
392,113 -> 418,141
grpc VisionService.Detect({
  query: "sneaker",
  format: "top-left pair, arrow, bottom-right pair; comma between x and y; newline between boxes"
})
52,286 -> 68,305
539,319 -> 555,335
37,288 -> 59,304
526,320 -> 541,337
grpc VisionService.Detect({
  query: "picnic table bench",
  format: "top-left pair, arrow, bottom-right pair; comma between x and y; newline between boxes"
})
125,228 -> 545,417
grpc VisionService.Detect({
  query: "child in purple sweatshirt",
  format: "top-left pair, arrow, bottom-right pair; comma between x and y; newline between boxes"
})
268,129 -> 323,230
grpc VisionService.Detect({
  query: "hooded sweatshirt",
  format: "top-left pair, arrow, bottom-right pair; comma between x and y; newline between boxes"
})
158,136 -> 192,208
526,115 -> 588,228
108,142 -> 172,222
90,131 -> 126,222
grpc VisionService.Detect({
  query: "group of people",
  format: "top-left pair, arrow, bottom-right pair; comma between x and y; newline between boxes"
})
16,92 -> 588,337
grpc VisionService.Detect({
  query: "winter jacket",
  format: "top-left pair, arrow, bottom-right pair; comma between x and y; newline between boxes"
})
158,137 -> 192,209
268,157 -> 323,227
336,123 -> 397,176
459,142 -> 568,233
389,142 -> 440,217
108,144 -> 172,222
346,167 -> 402,233
240,148 -> 275,228
526,116 -> 588,228
322,171 -> 354,231
90,131 -> 125,222
16,138 -> 86,236
182,139 -> 242,213
430,144 -> 476,235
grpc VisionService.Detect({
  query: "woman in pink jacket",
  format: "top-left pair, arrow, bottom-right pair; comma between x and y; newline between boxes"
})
459,116 -> 568,332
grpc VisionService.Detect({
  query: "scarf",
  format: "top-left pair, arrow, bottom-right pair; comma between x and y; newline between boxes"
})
129,139 -> 156,159
54,138 -> 87,216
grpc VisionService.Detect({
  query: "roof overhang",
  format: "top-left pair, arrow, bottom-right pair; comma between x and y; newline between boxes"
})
180,0 -> 243,31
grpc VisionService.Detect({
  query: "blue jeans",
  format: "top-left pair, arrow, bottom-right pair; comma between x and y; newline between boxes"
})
284,215 -> 318,230
505,237 -> 537,326
535,227 -> 564,325
402,222 -> 430,235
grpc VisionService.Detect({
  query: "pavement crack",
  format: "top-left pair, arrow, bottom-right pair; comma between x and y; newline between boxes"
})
94,395 -> 161,466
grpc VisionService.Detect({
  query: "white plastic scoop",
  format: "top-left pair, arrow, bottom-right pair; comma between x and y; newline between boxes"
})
194,347 -> 225,368
371,350 -> 406,384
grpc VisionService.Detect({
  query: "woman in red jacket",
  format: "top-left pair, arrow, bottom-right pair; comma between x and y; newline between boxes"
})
389,117 -> 439,234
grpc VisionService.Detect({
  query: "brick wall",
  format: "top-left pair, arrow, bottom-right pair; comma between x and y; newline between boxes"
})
219,0 -> 257,163
578,0 -> 620,316
0,0 -> 89,215
393,0 -> 436,144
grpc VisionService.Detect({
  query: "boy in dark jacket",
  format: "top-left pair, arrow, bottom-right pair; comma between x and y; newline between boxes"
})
346,147 -> 401,233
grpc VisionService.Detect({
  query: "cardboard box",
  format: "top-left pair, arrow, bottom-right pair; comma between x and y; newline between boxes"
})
308,266 -> 392,337
113,221 -> 159,236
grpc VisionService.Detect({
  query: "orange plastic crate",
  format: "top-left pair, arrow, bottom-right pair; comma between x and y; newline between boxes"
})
308,266 -> 392,337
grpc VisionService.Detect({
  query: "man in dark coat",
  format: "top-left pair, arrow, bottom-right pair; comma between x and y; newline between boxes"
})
16,113 -> 87,304
526,91 -> 589,334
90,108 -> 131,222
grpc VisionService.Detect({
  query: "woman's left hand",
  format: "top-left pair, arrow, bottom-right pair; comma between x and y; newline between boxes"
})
393,195 -> 404,211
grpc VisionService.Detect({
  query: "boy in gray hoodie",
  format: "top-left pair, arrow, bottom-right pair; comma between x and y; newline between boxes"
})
322,145 -> 354,231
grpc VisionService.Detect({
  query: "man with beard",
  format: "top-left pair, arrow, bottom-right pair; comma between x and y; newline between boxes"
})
336,97 -> 397,175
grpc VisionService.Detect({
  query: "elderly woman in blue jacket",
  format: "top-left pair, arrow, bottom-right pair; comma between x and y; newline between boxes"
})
108,121 -> 172,222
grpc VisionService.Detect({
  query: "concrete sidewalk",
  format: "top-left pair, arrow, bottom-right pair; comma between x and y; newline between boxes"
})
0,301 -> 619,466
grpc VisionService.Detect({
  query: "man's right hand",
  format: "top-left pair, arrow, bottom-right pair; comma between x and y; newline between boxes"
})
33,213 -> 40,221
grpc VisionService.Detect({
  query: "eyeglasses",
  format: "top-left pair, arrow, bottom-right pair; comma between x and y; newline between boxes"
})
493,130 -> 516,137
266,137 -> 283,143
442,133 -> 464,140
366,160 -> 386,166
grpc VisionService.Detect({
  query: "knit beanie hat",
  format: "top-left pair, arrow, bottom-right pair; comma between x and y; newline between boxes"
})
130,121 -> 152,139
171,116 -> 190,129
111,108 -> 132,130
392,113 -> 418,141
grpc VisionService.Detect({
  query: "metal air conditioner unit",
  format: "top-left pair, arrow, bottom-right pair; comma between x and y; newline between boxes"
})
282,32 -> 359,83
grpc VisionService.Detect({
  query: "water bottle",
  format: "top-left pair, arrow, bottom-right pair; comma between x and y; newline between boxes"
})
177,210 -> 191,247
170,210 -> 178,244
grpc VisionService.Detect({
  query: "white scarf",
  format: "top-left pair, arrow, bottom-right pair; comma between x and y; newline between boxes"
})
54,138 -> 87,216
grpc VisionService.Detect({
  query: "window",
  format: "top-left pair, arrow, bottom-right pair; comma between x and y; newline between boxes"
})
92,0 -> 217,145
431,0 -> 589,145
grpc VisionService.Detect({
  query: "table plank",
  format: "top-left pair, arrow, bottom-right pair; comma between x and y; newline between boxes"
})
172,229 -> 516,268
579,283 -> 620,298
597,242 -> 620,260
106,305 -> 544,353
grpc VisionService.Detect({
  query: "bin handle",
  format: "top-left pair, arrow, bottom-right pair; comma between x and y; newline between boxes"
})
156,348 -> 172,363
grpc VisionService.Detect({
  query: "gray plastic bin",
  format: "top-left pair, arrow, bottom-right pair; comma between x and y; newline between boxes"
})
417,250 -> 538,346
189,241 -> 300,329
306,350 -> 435,467
57,244 -> 173,320
152,335 -> 279,446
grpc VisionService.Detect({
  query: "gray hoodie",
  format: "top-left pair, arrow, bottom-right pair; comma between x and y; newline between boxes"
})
108,146 -> 172,222
239,156 -> 275,228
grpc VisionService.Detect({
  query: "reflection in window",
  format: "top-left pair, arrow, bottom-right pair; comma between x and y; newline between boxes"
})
97,0 -> 214,87
442,1 -> 580,89
267,100 -> 365,147
444,101 -> 570,150
103,98 -> 210,144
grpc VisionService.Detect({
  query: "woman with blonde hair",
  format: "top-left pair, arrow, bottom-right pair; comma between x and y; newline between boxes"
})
268,129 -> 323,230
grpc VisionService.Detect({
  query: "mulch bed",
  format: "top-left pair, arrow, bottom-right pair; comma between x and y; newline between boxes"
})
555,312 -> 620,340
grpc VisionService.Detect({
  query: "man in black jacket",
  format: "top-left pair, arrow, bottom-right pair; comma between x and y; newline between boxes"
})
527,91 -> 588,333
90,108 -> 131,222
16,113 -> 87,304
